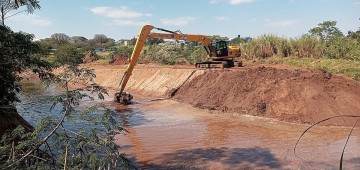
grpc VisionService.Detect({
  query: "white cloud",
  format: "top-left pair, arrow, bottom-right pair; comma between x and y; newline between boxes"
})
215,16 -> 229,21
354,1 -> 360,5
112,20 -> 150,26
268,20 -> 298,27
90,6 -> 151,19
9,14 -> 52,26
210,0 -> 221,4
229,0 -> 256,5
160,17 -> 196,26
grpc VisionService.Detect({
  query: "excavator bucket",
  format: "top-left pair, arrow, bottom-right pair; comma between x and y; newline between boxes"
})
114,92 -> 133,105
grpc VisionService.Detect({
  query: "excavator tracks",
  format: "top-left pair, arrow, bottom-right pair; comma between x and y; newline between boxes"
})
195,60 -> 243,69
195,61 -> 227,68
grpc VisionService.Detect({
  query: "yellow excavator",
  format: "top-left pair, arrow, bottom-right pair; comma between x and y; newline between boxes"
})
114,25 -> 241,104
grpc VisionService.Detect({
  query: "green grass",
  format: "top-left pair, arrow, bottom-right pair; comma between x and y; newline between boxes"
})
259,56 -> 360,81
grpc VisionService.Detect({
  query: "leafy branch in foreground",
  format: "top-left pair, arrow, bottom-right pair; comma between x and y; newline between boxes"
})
1,65 -> 133,169
294,115 -> 360,169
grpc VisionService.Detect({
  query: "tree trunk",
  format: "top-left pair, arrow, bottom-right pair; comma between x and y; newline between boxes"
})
0,105 -> 34,137
1,6 -> 5,26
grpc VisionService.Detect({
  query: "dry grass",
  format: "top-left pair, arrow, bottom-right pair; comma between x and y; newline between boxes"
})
259,56 -> 360,81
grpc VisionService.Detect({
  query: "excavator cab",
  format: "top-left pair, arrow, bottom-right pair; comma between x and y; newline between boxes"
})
215,40 -> 229,57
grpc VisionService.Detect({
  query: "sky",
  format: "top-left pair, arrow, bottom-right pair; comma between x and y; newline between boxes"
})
5,0 -> 360,41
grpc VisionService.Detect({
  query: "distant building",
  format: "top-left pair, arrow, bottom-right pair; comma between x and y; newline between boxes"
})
117,39 -> 134,46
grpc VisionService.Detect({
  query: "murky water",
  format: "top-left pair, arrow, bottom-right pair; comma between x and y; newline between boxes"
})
114,100 -> 360,170
18,81 -> 360,169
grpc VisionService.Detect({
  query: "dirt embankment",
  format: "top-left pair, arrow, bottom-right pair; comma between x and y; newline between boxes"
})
90,64 -> 202,98
87,63 -> 360,126
173,65 -> 360,126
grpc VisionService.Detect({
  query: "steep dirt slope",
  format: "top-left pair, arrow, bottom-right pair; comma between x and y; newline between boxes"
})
173,65 -> 360,126
89,64 -> 203,98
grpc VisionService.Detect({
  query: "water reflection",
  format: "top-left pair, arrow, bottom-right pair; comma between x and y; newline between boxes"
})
114,103 -> 153,165
142,147 -> 281,170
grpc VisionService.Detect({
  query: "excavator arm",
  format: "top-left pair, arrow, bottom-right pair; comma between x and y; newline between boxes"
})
114,25 -> 212,104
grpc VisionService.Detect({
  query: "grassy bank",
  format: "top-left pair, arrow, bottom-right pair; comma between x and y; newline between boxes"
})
258,56 -> 360,81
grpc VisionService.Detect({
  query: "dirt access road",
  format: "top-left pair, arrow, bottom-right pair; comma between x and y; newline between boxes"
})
87,62 -> 360,126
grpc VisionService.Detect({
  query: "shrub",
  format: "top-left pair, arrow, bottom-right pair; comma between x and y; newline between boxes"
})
54,44 -> 84,66
290,34 -> 324,58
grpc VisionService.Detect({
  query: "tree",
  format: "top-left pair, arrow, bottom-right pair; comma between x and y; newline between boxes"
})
51,33 -> 70,47
54,44 -> 84,66
0,25 -> 49,136
0,0 -> 41,26
309,20 -> 344,42
1,65 -> 131,169
70,36 -> 88,48
1,26 -> 131,169
347,18 -> 360,43
146,38 -> 165,45
0,25 -> 47,106
93,34 -> 109,44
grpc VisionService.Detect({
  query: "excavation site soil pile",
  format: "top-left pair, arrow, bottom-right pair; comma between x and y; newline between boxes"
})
173,66 -> 360,126
109,53 -> 129,65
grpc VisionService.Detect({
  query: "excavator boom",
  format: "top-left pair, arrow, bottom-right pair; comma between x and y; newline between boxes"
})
114,25 -> 241,104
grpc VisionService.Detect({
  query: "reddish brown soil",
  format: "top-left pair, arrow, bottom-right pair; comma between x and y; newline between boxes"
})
83,51 -> 97,63
109,53 -> 129,65
173,64 -> 360,126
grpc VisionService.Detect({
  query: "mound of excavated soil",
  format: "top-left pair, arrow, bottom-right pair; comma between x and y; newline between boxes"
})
109,53 -> 129,65
83,51 -> 97,63
173,66 -> 360,126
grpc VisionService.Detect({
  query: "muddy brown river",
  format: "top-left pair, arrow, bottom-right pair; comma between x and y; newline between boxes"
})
113,99 -> 360,170
18,81 -> 360,169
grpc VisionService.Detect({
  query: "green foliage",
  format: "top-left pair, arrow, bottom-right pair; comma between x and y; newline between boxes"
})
54,44 -> 84,66
114,45 -> 134,56
141,42 -> 207,65
0,25 -> 49,106
50,33 -> 70,47
290,34 -> 324,58
241,34 -> 289,59
189,45 -> 207,64
146,38 -> 165,45
240,20 -> 360,62
0,0 -> 41,26
260,57 -> 360,81
324,37 -> 360,60
1,65 -> 132,169
309,20 -> 344,42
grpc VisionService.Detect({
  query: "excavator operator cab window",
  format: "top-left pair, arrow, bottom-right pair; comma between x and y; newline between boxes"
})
215,40 -> 228,57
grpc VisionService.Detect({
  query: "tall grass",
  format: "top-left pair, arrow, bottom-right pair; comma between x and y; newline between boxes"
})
241,34 -> 360,60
